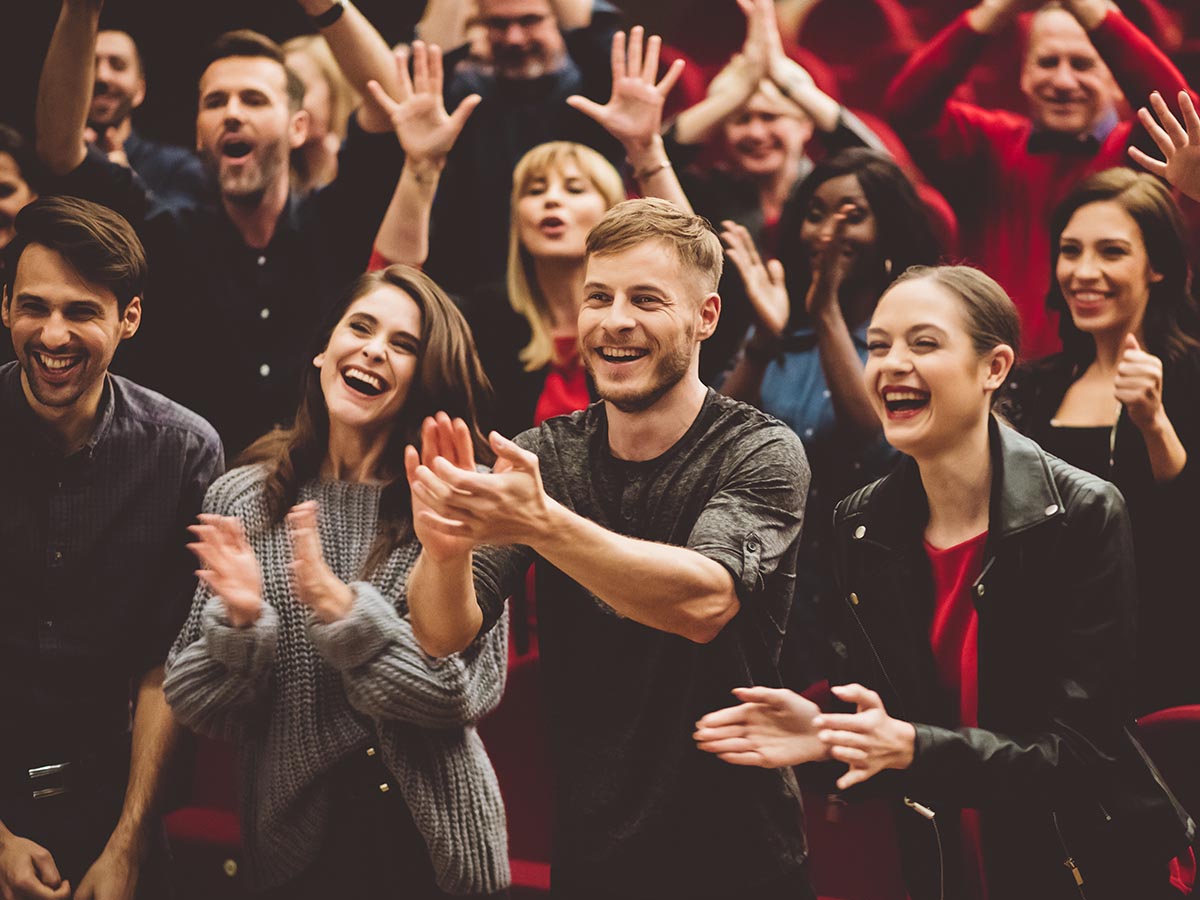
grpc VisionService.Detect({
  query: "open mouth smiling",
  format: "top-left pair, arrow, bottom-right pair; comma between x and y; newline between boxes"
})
220,139 -> 253,160
597,347 -> 649,364
341,366 -> 388,396
881,386 -> 930,417
33,351 -> 84,375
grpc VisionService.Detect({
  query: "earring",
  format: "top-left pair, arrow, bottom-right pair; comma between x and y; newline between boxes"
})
884,258 -> 893,276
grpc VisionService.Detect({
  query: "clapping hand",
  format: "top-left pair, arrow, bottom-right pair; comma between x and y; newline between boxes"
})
814,684 -> 915,790
288,501 -> 355,624
1130,90 -> 1200,203
694,686 -> 829,767
365,41 -> 480,168
806,204 -> 856,321
188,516 -> 264,628
405,412 -> 480,561
1114,333 -> 1166,433
721,220 -> 789,336
566,26 -> 685,154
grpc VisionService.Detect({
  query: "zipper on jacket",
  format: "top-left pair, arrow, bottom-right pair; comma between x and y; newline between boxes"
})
904,797 -> 945,900
1052,810 -> 1089,900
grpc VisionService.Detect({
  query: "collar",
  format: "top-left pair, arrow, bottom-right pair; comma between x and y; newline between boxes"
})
856,417 -> 1064,552
1,362 -> 117,460
1026,107 -> 1119,154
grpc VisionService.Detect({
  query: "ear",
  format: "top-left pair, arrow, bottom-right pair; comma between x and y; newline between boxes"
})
1,287 -> 11,329
288,108 -> 311,151
132,77 -> 147,110
696,292 -> 721,342
982,343 -> 1015,393
120,296 -> 142,339
313,351 -> 325,369
1149,266 -> 1165,284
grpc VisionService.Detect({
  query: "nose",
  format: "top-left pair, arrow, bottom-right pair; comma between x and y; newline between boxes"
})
602,295 -> 638,333
362,333 -> 387,361
502,23 -> 527,44
1050,61 -> 1076,91
95,60 -> 112,85
40,311 -> 71,349
1072,249 -> 1101,280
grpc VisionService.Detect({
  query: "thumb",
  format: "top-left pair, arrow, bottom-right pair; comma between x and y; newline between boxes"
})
490,431 -> 536,469
566,94 -> 606,123
1123,332 -> 1141,354
448,93 -> 482,133
831,683 -> 881,711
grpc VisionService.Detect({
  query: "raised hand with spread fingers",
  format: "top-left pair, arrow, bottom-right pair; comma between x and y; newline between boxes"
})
188,515 -> 265,629
1130,90 -> 1200,203
721,220 -> 789,337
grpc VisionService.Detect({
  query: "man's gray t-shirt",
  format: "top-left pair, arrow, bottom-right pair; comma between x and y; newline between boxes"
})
473,390 -> 812,899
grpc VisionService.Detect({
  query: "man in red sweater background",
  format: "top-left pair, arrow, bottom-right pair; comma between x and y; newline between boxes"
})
883,0 -> 1191,358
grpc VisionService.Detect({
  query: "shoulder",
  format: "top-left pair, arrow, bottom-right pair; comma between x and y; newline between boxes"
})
202,464 -> 273,517
708,393 -> 808,457
1046,452 -> 1127,528
110,375 -> 223,458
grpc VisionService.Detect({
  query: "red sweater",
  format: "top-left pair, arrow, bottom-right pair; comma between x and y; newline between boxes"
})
884,11 -> 1191,359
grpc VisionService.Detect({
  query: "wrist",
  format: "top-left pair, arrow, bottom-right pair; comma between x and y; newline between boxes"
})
1071,0 -> 1111,31
624,133 -> 667,168
895,720 -> 917,770
966,2 -> 1011,35
526,496 -> 567,553
404,156 -> 446,184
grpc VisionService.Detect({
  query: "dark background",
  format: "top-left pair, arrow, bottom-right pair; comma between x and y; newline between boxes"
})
0,0 -> 693,149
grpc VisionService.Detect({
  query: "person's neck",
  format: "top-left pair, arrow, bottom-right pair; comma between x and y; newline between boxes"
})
532,255 -> 586,333
108,116 -> 134,147
296,137 -> 339,191
916,416 -> 993,548
22,370 -> 106,455
321,423 -> 390,483
755,159 -> 800,223
1090,326 -> 1140,377
606,374 -> 708,462
222,174 -> 290,250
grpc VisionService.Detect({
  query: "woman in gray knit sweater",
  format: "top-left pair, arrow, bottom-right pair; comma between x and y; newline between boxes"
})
164,266 -> 510,898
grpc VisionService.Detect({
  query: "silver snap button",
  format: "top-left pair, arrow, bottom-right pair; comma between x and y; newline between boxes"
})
849,592 -> 859,606
976,583 -> 985,597
853,525 -> 866,540
260,307 -> 270,320
1044,504 -> 1058,516
378,783 -> 390,794
366,747 -> 376,757
256,255 -> 266,266
259,364 -> 271,377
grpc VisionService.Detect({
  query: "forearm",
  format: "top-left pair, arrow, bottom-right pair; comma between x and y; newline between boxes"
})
36,0 -> 99,174
673,85 -> 755,146
373,159 -> 443,266
1140,413 -> 1188,482
406,550 -> 484,658
814,306 -> 883,438
1089,7 -> 1192,116
417,0 -> 474,49
107,668 -> 180,857
720,350 -> 768,404
298,0 -> 400,133
883,12 -> 987,130
628,134 -> 693,214
548,0 -> 593,30
772,70 -> 840,133
530,500 -> 740,642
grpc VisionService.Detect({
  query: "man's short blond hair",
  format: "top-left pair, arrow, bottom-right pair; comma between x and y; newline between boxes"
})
586,199 -> 724,293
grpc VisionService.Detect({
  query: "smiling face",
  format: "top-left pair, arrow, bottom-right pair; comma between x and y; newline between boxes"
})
1056,200 -> 1160,343
314,285 -> 423,439
579,240 -> 718,413
865,277 -> 1009,459
800,173 -> 878,275
723,91 -> 813,179
2,243 -> 140,411
1020,8 -> 1119,136
196,56 -> 307,203
478,0 -> 567,80
90,31 -> 146,130
516,160 -> 610,261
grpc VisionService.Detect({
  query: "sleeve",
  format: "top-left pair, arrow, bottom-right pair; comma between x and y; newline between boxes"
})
468,426 -> 543,630
162,479 -> 276,741
139,426 -> 227,677
903,484 -> 1137,809
881,12 -> 997,164
307,582 -> 508,727
824,109 -> 889,155
1089,9 -> 1193,121
311,117 -> 405,283
46,144 -> 154,230
686,425 -> 810,602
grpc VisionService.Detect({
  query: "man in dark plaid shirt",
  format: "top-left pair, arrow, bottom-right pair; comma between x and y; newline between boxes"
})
0,196 -> 223,898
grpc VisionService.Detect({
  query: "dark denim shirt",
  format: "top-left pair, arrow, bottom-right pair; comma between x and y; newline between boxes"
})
0,362 -> 223,758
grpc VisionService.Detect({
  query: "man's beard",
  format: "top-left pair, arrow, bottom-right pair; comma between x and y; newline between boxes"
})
585,330 -> 695,414
88,91 -> 134,130
210,141 -> 287,207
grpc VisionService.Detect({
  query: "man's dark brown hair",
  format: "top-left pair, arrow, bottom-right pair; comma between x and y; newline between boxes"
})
201,29 -> 307,112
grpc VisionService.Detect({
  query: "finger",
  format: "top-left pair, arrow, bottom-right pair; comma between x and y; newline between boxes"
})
290,560 -> 316,605
641,34 -> 662,82
30,846 -> 63,889
429,455 -> 488,494
716,750 -> 769,767
731,685 -> 793,706
1139,102 -> 1177,157
735,0 -> 755,17
696,736 -> 759,754
812,712 -> 871,733
828,744 -> 869,763
818,729 -> 871,750
393,45 -> 414,102
566,94 -> 606,123
1128,144 -> 1168,176
1180,90 -> 1200,143
692,724 -> 751,742
435,411 -> 462,468
420,416 -> 440,468
835,766 -> 873,790
1150,90 -> 1188,147
405,444 -> 421,486
490,431 -> 538,469
657,57 -> 686,98
366,79 -> 401,116
1122,332 -> 1141,353
766,258 -> 786,287
448,93 -> 482,134
428,42 -> 444,98
452,417 -> 477,472
695,702 -> 756,729
611,29 -> 627,81
627,26 -> 644,79
415,508 -> 472,535
830,683 -> 883,711
412,40 -> 430,95
412,463 -> 464,506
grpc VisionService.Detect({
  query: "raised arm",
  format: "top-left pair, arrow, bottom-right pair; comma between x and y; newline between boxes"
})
294,0 -> 405,133
566,27 -> 692,212
368,43 -> 480,266
36,0 -> 101,175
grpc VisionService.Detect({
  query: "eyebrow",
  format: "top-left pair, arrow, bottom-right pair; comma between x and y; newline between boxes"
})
348,311 -> 420,342
866,323 -> 950,338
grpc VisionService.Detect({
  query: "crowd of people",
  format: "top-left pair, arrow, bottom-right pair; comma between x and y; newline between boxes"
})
3,0 -> 1200,898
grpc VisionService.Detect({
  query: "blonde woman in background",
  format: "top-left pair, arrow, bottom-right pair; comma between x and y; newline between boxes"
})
283,34 -> 361,192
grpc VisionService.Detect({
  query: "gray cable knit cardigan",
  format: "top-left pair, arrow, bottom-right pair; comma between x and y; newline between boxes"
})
163,465 -> 510,894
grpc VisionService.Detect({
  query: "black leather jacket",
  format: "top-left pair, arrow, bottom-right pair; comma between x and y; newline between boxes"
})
830,418 -> 1194,899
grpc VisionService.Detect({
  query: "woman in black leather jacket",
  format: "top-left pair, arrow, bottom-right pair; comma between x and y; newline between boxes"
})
696,265 -> 1193,900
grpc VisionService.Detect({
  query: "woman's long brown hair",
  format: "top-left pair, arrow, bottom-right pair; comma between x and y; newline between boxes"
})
238,265 -> 495,576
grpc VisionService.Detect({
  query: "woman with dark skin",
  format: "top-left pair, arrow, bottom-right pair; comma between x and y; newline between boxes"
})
697,265 -> 1192,900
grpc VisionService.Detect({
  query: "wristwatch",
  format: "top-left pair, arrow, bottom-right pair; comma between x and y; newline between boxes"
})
311,0 -> 346,28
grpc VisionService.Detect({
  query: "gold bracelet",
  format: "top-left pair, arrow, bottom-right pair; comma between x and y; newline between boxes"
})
632,159 -> 672,181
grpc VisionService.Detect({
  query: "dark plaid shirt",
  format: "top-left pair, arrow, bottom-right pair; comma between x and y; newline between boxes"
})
0,362 -> 223,759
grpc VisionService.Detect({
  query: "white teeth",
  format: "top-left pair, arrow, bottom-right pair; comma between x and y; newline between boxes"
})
344,367 -> 383,390
601,347 -> 646,359
885,390 -> 927,402
1073,292 -> 1107,302
36,353 -> 78,371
